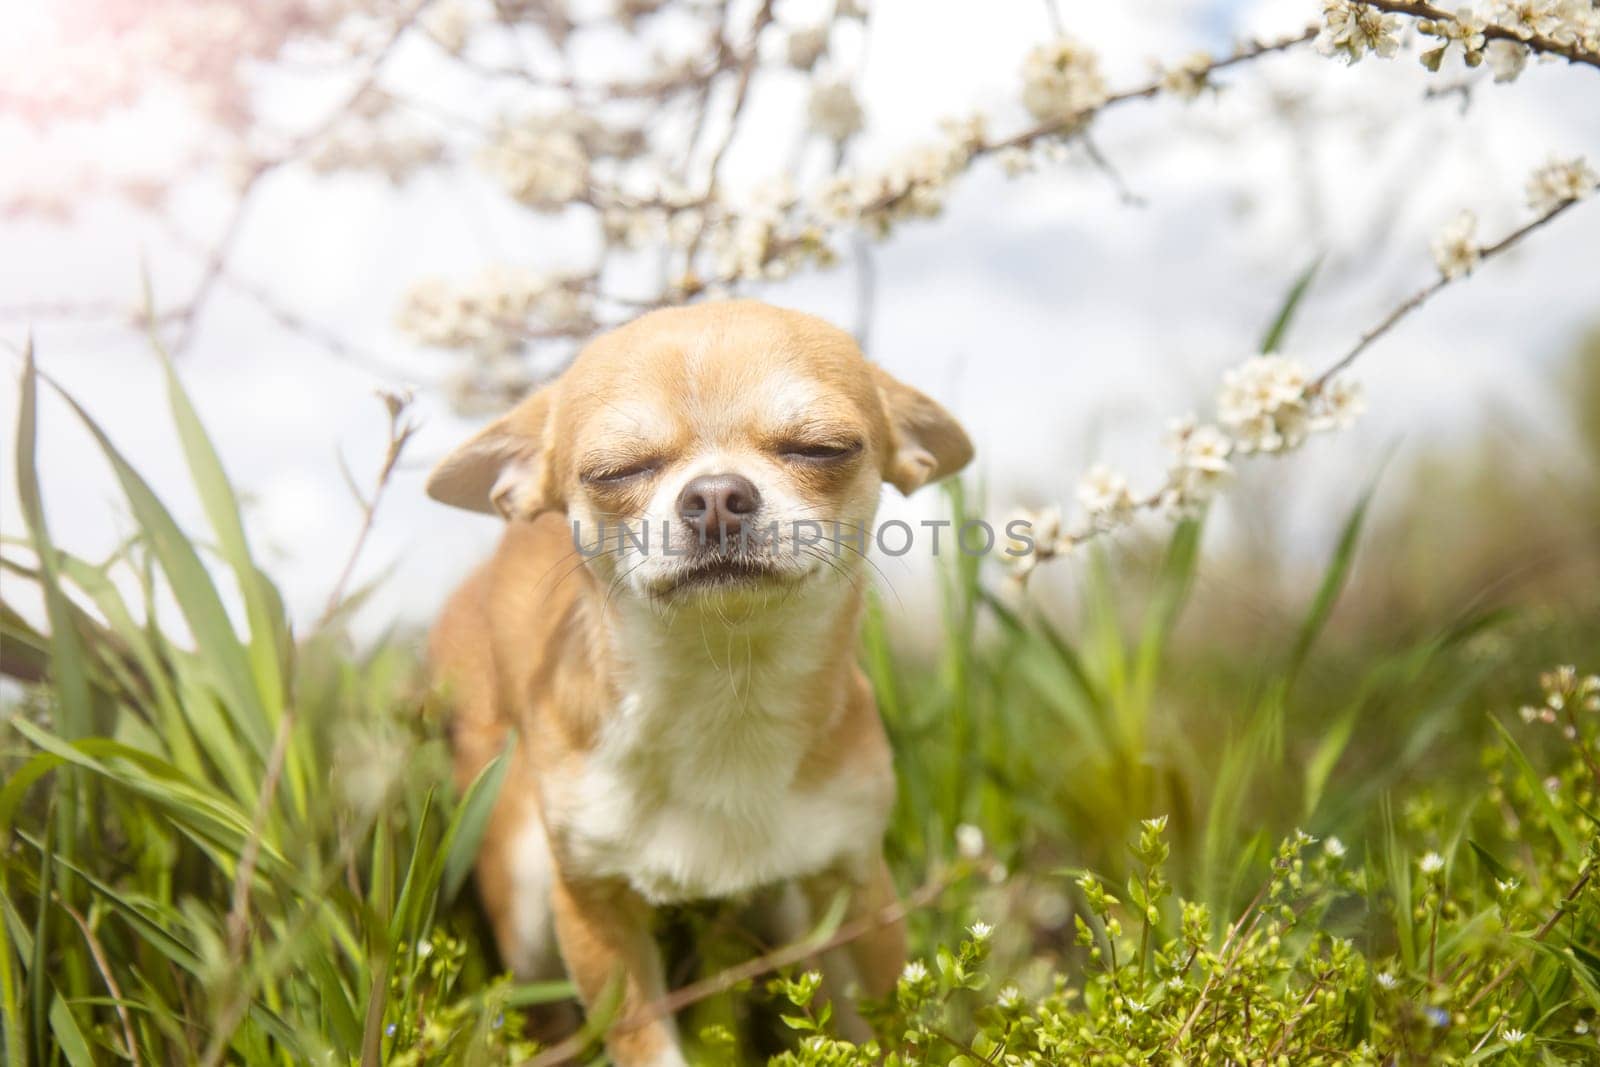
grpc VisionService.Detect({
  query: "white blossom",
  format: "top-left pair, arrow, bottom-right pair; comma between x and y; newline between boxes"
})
1432,209 -> 1480,279
422,0 -> 474,54
1312,378 -> 1366,432
996,146 -> 1035,176
1491,0 -> 1563,39
1317,0 -> 1403,63
955,822 -> 986,859
1419,851 -> 1445,874
1420,7 -> 1487,69
1021,37 -> 1108,126
1324,836 -> 1347,859
807,80 -> 864,141
786,25 -> 829,71
1159,51 -> 1214,100
968,921 -> 993,941
397,266 -> 592,357
1218,355 -> 1313,454
1525,155 -> 1597,214
479,118 -> 590,210
1163,417 -> 1233,512
1484,38 -> 1530,79
1078,465 -> 1135,527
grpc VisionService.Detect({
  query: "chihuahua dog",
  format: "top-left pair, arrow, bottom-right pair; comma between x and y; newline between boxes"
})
426,300 -> 971,1066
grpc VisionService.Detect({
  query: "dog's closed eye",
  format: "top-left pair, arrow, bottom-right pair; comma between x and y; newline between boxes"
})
580,458 -> 662,485
776,439 -> 863,464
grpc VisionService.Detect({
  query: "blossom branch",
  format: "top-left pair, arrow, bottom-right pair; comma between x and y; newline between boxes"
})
1353,0 -> 1600,71
1007,171 -> 1598,581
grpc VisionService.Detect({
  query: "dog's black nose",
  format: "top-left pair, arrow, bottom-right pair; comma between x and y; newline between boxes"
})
677,473 -> 761,544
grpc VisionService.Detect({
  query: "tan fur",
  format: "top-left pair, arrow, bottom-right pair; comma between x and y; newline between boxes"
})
427,300 -> 970,1066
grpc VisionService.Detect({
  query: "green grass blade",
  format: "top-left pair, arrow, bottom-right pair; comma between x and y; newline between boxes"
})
41,371 -> 271,758
1259,257 -> 1321,354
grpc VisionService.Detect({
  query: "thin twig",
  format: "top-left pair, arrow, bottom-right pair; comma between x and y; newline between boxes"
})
169,0 -> 433,357
314,391 -> 420,631
1308,186 -> 1596,393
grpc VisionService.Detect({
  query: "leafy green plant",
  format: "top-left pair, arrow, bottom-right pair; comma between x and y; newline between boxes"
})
768,667 -> 1600,1063
0,347 -> 564,1065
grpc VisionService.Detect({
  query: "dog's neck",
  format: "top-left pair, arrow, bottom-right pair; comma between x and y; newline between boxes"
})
592,575 -> 865,734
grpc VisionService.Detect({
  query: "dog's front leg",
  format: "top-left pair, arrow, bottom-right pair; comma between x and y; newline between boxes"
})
799,853 -> 907,1042
550,875 -> 684,1067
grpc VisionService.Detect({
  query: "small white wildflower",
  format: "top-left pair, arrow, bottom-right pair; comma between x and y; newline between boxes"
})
968,921 -> 993,941
1377,971 -> 1399,989
1419,851 -> 1445,875
1484,38 -> 1529,79
1431,209 -> 1480,279
1317,0 -> 1403,63
1501,1026 -> 1527,1046
1021,36 -> 1108,126
807,80 -> 864,141
1526,155 -> 1598,214
1077,464 -> 1135,527
997,985 -> 1024,1011
955,823 -> 986,859
1324,836 -> 1347,859
1495,877 -> 1521,895
901,960 -> 928,983
417,939 -> 434,958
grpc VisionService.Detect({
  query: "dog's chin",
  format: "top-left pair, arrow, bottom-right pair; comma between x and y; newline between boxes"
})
647,556 -> 804,601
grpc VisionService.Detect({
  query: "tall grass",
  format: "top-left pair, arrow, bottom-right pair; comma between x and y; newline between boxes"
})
1,346 -> 559,1065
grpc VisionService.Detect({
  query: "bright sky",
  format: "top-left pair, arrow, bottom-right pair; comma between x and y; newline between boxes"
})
2,0 -> 1597,640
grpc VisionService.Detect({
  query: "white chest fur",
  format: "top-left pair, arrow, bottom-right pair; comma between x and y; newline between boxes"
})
547,599 -> 890,904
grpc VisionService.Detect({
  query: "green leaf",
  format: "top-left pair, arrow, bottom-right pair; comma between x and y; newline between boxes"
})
157,345 -> 291,726
13,346 -> 94,738
1286,486 -> 1375,692
49,993 -> 95,1067
440,742 -> 514,904
40,369 -> 272,758
1489,717 -> 1580,861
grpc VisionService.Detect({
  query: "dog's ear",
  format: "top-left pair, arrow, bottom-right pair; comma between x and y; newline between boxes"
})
870,365 -> 973,495
426,385 -> 561,519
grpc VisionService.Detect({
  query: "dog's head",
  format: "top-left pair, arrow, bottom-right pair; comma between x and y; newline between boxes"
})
427,300 -> 971,603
